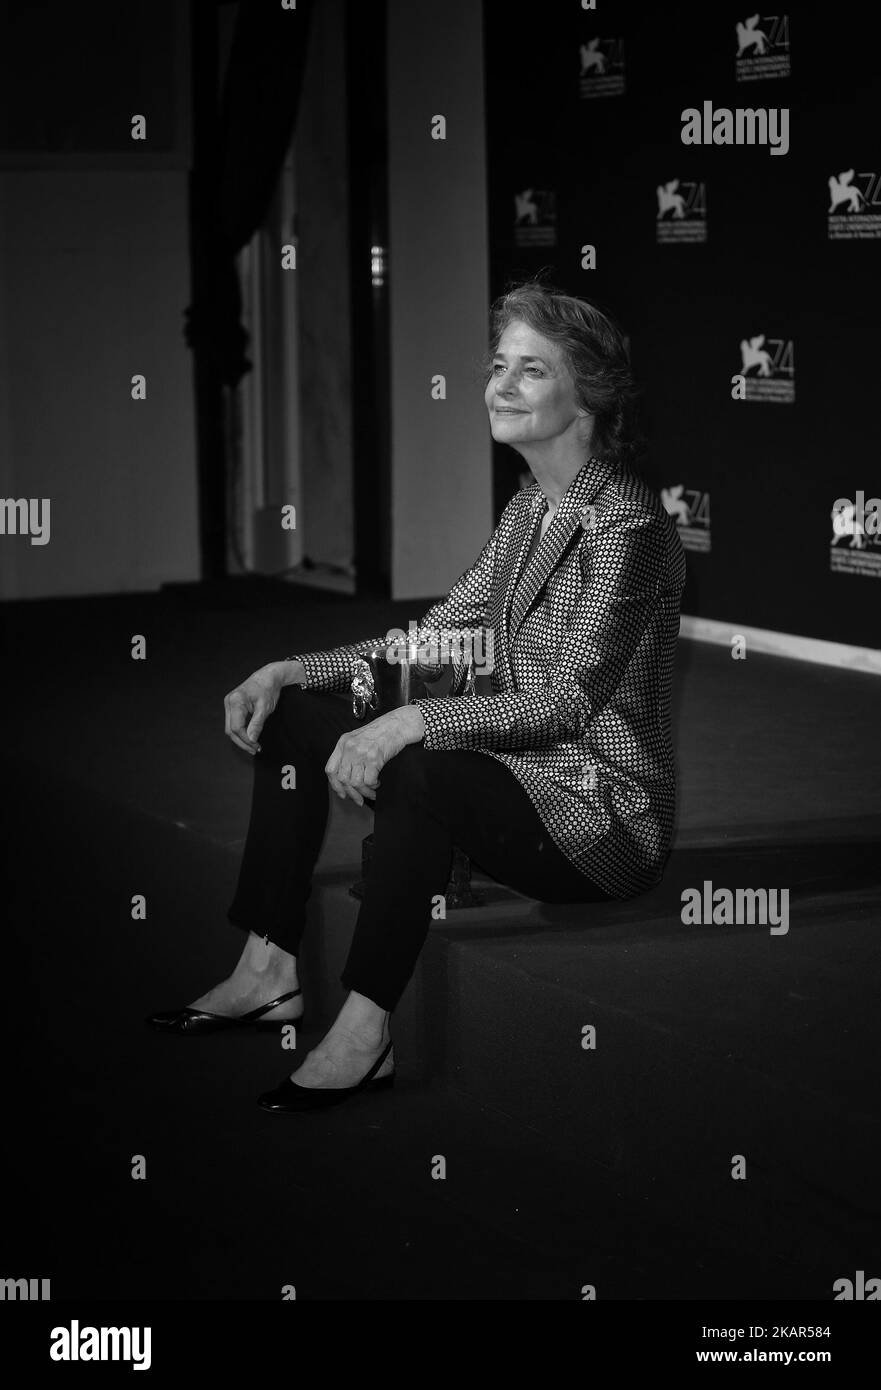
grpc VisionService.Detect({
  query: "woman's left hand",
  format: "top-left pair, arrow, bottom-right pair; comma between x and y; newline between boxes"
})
325,706 -> 425,806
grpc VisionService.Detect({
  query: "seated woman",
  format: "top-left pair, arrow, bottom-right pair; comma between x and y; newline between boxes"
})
148,281 -> 686,1112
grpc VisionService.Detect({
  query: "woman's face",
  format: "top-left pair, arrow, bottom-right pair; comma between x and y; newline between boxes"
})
485,320 -> 589,449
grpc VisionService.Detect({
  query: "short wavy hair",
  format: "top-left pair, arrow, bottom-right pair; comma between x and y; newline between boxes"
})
485,281 -> 643,468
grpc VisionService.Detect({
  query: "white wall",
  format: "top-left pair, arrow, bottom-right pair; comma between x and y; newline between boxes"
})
0,171 -> 198,599
386,0 -> 492,602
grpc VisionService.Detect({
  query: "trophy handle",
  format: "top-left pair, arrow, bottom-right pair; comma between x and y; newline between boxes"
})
462,653 -> 477,697
351,658 -> 378,720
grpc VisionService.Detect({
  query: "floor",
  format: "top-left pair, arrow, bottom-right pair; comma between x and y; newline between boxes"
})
2,578 -> 879,1300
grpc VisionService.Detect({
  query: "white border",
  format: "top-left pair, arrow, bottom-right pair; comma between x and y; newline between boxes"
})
679,615 -> 881,676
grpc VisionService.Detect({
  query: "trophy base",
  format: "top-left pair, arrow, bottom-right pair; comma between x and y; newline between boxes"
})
348,834 -> 483,910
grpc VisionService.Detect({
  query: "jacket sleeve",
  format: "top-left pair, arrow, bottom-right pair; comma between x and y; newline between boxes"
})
288,634 -> 394,695
412,507 -> 671,752
291,517 -> 502,694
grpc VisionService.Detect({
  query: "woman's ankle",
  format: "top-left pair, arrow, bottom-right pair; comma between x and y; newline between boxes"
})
238,933 -> 298,982
333,992 -> 389,1049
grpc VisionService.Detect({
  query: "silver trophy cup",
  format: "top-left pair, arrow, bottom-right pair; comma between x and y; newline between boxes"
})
348,639 -> 479,908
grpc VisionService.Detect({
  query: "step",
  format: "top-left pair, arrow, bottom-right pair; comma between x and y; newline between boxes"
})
6,752 -> 880,1298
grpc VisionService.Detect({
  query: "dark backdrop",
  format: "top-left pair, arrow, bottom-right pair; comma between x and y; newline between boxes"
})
483,0 -> 879,647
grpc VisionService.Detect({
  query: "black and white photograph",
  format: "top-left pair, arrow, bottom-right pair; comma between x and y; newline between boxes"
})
0,0 -> 879,1360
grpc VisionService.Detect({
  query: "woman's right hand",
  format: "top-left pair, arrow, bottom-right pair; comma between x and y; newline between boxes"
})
224,662 -> 295,755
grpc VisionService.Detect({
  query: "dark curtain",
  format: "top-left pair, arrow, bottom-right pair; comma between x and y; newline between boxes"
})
184,0 -> 315,579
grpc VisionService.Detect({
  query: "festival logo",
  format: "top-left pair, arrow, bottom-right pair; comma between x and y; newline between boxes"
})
735,13 -> 790,82
827,169 -> 881,241
830,492 -> 881,579
661,483 -> 711,552
579,36 -> 625,99
735,333 -> 795,402
513,188 -> 556,247
656,179 -> 708,243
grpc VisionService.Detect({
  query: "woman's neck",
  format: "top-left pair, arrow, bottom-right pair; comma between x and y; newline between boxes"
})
519,440 -> 594,510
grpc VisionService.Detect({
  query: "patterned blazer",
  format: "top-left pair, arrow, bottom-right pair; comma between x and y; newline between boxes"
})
292,455 -> 686,898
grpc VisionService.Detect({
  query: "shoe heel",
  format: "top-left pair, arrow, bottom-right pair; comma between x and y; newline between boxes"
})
367,1073 -> 395,1091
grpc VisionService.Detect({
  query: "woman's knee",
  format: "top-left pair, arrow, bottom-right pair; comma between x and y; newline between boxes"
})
259,688 -> 337,756
376,744 -> 432,803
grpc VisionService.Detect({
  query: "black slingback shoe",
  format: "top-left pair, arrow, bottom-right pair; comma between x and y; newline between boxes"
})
146,988 -> 304,1036
257,1038 -> 395,1112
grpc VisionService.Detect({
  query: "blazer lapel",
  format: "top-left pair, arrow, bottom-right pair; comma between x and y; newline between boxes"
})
508,456 -> 615,642
501,490 -> 544,624
445,485 -> 540,697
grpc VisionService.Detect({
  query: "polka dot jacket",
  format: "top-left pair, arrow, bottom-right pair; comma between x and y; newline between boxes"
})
291,456 -> 687,898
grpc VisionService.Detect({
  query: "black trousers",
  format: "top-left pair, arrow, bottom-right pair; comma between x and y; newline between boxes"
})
227,686 -> 614,1012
